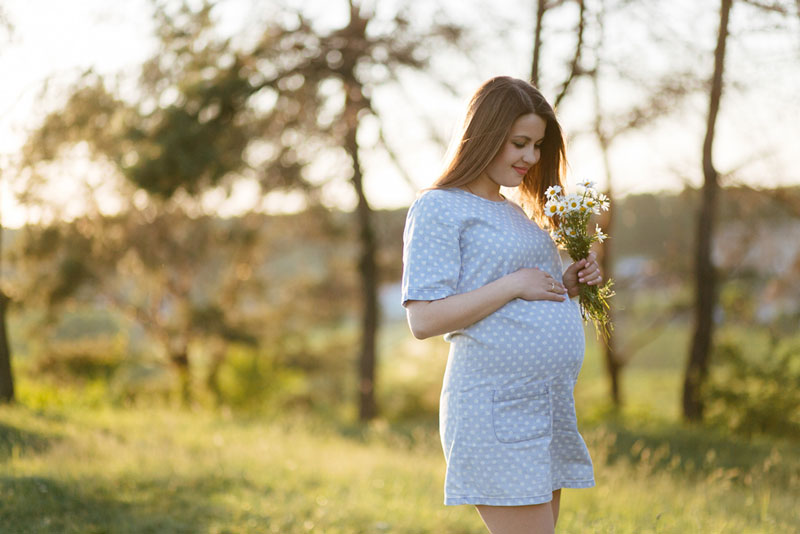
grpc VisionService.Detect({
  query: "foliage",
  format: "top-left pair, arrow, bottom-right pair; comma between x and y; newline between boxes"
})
6,206 -> 369,408
21,1 -> 465,203
7,210 -> 265,400
210,324 -> 360,415
30,336 -> 127,385
704,336 -> 800,439
14,0 -> 467,417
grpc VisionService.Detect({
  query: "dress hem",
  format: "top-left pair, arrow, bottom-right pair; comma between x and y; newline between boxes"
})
444,478 -> 595,506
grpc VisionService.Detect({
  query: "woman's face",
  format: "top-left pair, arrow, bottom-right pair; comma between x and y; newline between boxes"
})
482,113 -> 546,188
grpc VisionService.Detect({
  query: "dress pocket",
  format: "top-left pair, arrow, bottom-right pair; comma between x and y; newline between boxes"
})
491,380 -> 552,443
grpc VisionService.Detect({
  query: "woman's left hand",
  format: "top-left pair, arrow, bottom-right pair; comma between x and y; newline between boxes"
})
563,251 -> 603,298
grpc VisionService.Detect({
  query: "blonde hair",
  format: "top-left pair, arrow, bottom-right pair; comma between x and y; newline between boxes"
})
428,76 -> 566,228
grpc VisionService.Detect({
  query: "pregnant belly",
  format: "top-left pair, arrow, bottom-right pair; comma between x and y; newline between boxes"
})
450,297 -> 586,379
494,297 -> 584,336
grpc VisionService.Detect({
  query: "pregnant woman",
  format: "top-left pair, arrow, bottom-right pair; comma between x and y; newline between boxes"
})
401,76 -> 602,534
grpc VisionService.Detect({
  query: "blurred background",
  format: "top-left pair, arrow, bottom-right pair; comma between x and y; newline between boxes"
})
0,1 -> 798,532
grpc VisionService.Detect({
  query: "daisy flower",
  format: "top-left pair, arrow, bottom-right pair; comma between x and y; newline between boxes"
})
565,195 -> 581,212
595,224 -> 608,243
545,185 -> 562,199
544,199 -> 560,217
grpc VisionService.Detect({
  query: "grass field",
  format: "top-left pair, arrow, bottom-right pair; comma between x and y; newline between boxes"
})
1,320 -> 799,533
1,402 -> 799,533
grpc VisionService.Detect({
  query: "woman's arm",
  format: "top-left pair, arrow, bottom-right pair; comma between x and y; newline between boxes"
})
405,267 -> 567,340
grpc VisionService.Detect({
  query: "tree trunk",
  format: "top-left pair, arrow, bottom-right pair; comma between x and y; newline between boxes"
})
591,66 -> 622,408
0,291 -> 13,404
597,189 -> 621,407
205,339 -> 227,406
599,205 -> 621,407
343,90 -> 379,422
683,0 -> 732,422
340,2 -> 380,422
0,10 -> 14,404
172,352 -> 191,406
168,340 -> 191,406
0,205 -> 13,403
354,167 -> 378,422
587,16 -> 623,407
531,0 -> 547,85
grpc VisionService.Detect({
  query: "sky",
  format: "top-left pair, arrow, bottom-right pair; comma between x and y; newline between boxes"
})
1,0 -> 798,228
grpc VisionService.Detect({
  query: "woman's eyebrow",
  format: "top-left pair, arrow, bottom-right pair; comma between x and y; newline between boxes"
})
510,135 -> 544,143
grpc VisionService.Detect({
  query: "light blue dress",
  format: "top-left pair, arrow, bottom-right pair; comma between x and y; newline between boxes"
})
401,187 -> 595,506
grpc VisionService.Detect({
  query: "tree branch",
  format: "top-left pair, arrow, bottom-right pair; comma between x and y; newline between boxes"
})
553,0 -> 586,108
531,0 -> 547,85
740,0 -> 791,14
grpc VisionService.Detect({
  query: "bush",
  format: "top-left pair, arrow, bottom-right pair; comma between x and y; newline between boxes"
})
704,336 -> 800,439
209,324 -> 360,414
31,335 -> 127,385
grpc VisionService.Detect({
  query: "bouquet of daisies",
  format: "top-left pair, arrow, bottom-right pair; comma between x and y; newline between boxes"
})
544,180 -> 615,341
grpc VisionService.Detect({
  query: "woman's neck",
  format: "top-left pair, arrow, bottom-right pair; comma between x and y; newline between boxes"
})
462,176 -> 505,202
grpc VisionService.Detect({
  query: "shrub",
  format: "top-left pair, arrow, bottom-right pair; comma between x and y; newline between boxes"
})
31,335 -> 127,385
704,336 -> 800,439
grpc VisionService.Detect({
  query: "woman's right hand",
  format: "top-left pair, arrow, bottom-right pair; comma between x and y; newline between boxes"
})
506,267 -> 567,302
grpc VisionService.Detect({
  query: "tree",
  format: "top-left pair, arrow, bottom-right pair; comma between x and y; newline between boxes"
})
0,4 -> 15,404
683,0 -> 733,422
0,214 -> 12,404
17,0 -> 294,403
533,0 -> 709,407
682,0 -> 799,422
274,1 -> 463,420
337,5 -> 380,420
17,0 -> 464,417
530,0 -> 586,107
8,204 -> 265,404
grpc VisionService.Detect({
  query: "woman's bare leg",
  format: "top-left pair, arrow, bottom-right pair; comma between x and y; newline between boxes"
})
551,489 -> 561,527
476,502 -> 555,534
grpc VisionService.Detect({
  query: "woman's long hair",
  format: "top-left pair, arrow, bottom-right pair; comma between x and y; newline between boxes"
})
428,76 -> 566,228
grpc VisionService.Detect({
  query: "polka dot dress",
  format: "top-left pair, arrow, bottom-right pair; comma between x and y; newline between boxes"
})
401,188 -> 595,506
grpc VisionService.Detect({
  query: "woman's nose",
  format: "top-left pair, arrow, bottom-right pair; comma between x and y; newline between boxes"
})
522,146 -> 538,164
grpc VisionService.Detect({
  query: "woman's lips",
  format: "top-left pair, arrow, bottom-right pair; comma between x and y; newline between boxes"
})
513,166 -> 528,176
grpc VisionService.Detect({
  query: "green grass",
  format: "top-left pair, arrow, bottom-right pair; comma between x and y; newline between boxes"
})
2,318 -> 799,533
1,396 -> 799,533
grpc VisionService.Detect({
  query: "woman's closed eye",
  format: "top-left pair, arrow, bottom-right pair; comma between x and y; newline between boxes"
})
513,140 -> 542,150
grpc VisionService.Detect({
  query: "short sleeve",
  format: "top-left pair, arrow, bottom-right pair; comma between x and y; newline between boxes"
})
401,192 -> 462,307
